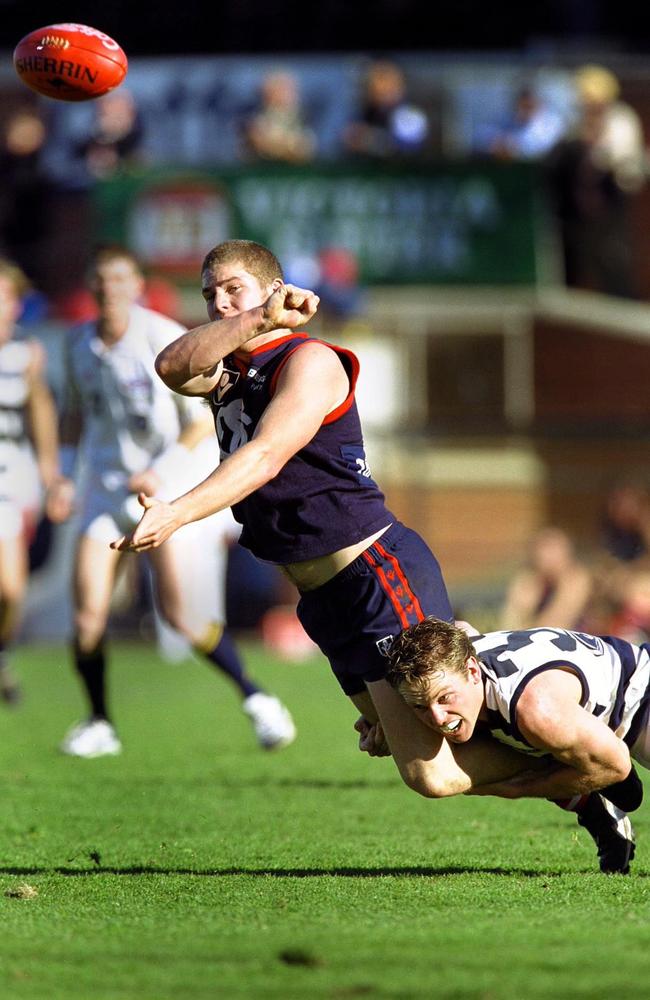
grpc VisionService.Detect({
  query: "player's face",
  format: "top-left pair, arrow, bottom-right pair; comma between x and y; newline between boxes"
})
399,658 -> 485,742
201,262 -> 275,322
0,275 -> 21,340
90,258 -> 144,312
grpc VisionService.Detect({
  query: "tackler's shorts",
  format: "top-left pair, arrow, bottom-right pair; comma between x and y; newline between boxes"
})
0,445 -> 42,541
296,521 -> 453,696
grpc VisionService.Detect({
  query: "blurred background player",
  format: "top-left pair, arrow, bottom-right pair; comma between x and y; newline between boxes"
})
46,245 -> 295,757
0,258 -> 59,703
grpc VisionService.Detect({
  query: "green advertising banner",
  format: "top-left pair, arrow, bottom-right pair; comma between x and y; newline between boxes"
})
93,161 -> 556,286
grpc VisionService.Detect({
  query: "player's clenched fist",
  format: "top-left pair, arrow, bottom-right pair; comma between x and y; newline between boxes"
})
110,493 -> 182,552
262,283 -> 319,331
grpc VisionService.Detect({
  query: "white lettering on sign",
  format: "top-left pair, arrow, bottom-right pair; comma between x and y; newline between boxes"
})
232,175 -> 502,279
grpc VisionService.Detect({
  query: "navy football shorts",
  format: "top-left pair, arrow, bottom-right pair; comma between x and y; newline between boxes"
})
296,521 -> 453,696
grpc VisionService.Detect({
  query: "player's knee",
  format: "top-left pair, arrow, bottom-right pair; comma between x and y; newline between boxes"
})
74,610 -> 106,650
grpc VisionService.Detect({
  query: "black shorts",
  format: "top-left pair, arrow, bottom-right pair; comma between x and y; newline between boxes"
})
296,521 -> 453,696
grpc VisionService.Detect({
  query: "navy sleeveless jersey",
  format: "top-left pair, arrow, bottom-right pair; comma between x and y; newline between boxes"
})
207,333 -> 393,563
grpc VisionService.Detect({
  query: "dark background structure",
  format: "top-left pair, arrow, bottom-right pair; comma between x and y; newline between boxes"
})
3,0 -> 650,56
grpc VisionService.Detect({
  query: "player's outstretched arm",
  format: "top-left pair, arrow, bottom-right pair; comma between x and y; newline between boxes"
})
155,284 -> 319,396
365,679 -> 549,797
467,670 -> 632,801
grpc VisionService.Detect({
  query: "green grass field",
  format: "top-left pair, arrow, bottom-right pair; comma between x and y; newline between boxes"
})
2,640 -> 650,1000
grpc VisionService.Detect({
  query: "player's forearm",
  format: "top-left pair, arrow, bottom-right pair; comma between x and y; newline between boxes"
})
155,308 -> 268,390
466,760 -> 624,800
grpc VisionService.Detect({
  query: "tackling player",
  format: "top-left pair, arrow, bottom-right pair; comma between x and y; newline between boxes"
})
47,246 -> 295,757
0,259 -> 59,704
385,618 -> 647,874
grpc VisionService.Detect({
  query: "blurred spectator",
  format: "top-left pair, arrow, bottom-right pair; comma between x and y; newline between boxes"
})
240,70 -> 316,164
498,526 -> 594,631
475,83 -> 568,160
545,64 -> 647,298
74,89 -> 145,181
607,568 -> 650,644
601,480 -> 650,563
317,247 -> 366,318
588,481 -> 650,639
284,246 -> 366,320
342,60 -> 429,159
0,104 -> 53,292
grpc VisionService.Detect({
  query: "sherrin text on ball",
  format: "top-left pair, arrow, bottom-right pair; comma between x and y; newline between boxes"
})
13,23 -> 127,102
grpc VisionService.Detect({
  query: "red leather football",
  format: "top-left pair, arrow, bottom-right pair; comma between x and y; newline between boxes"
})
13,23 -> 128,102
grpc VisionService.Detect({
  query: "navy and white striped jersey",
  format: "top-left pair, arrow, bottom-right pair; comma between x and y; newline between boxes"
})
473,627 -> 650,756
0,337 -> 31,447
0,336 -> 41,513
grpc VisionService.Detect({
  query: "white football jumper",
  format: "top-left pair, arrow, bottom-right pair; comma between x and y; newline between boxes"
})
64,303 -> 238,622
473,627 -> 650,767
0,336 -> 41,538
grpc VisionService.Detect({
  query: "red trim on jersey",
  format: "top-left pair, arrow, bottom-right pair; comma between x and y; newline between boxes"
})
267,339 -> 359,425
247,332 -> 310,356
375,541 -> 425,621
322,345 -> 359,425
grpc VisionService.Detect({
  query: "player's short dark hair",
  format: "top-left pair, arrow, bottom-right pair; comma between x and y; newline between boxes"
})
201,240 -> 283,287
386,618 -> 475,696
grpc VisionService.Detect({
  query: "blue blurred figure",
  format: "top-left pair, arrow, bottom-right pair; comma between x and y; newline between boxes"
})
342,60 -> 429,159
475,83 -> 568,160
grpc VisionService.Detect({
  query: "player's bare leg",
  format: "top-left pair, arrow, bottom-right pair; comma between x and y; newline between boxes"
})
60,535 -> 124,757
0,535 -> 28,704
150,540 -> 295,749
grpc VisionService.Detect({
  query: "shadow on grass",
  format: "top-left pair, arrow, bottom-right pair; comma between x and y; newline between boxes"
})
0,864 -> 638,878
222,778 -> 399,790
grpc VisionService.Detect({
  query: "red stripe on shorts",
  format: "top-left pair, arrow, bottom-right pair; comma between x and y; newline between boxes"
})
362,548 -> 409,629
374,541 -> 425,623
363,544 -> 424,630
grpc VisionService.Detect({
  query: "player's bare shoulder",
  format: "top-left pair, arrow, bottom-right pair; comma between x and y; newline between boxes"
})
277,338 -> 346,384
276,339 -> 350,413
288,337 -> 343,367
